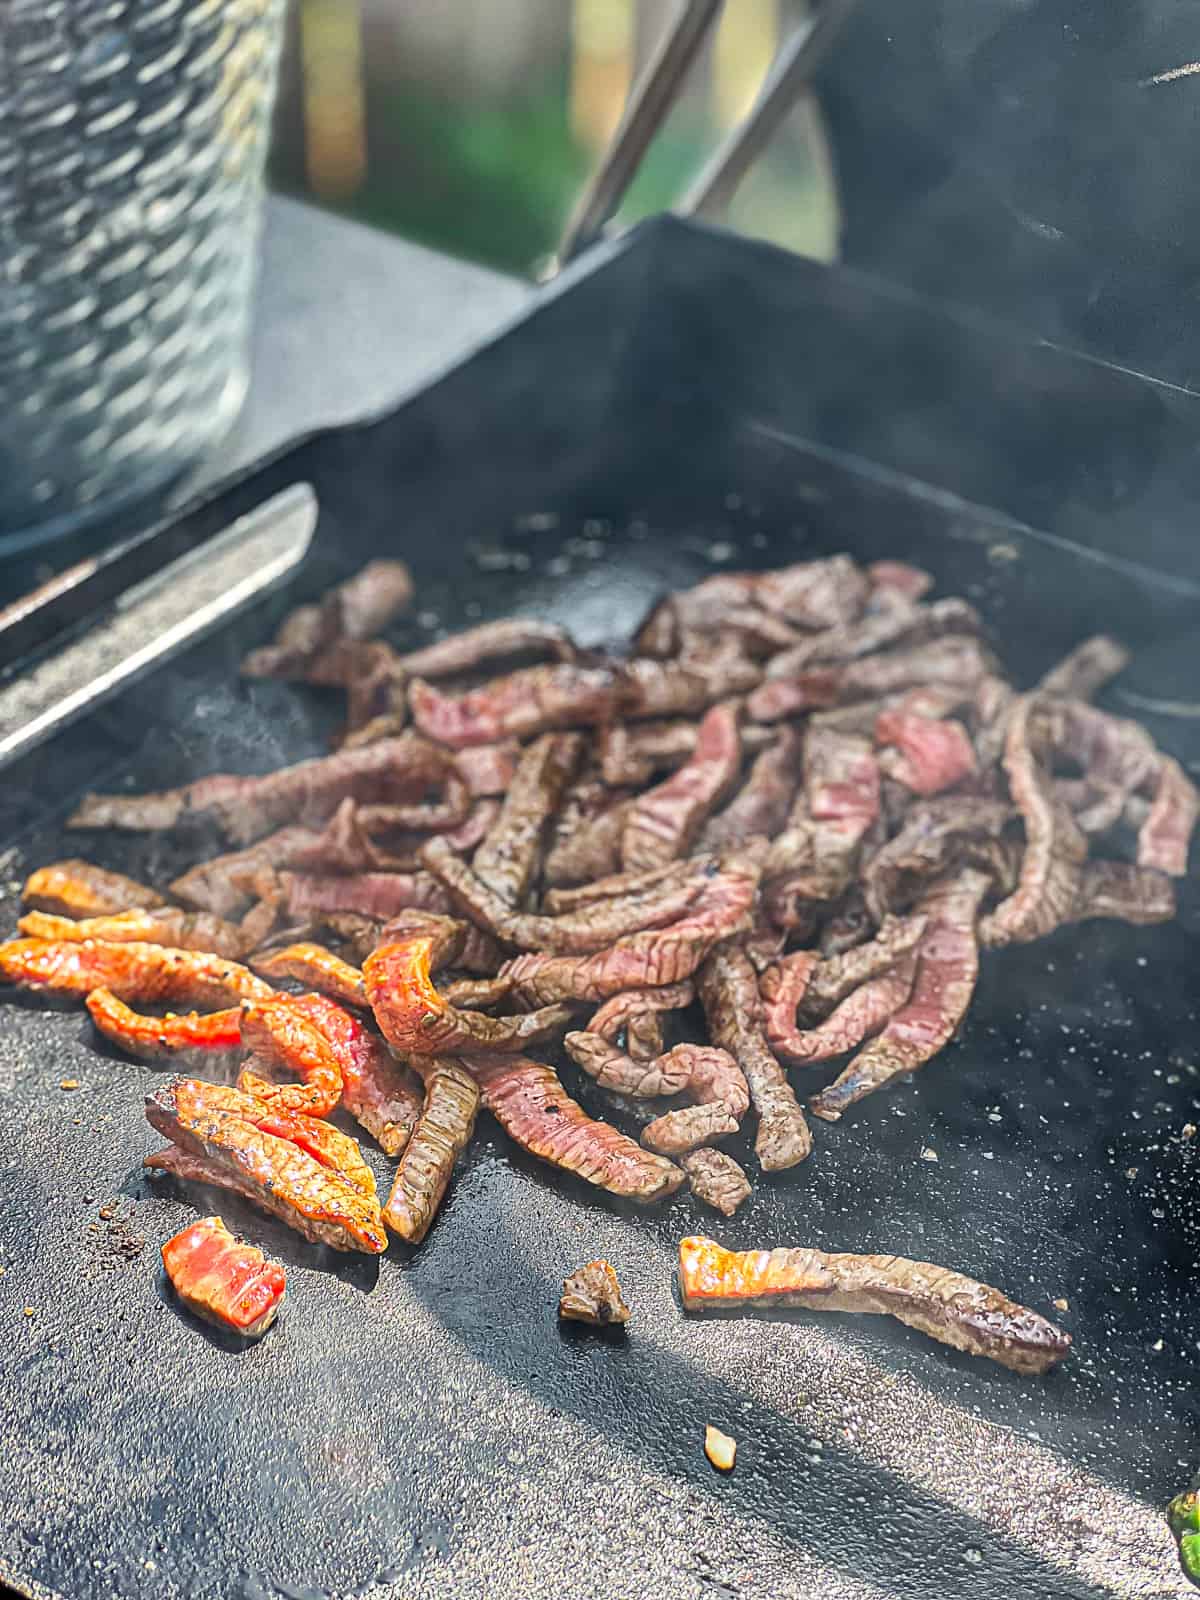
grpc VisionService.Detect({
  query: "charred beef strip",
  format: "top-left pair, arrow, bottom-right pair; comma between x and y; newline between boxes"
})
861,798 -> 1011,923
251,943 -> 366,1005
171,827 -> 322,919
678,1236 -> 1070,1374
874,709 -> 977,796
410,663 -> 619,747
237,995 -> 345,1118
22,860 -> 166,918
242,559 -> 413,677
543,861 -> 697,915
1038,634 -> 1130,700
471,732 -> 582,906
621,704 -> 741,871
500,853 -> 760,1005
1140,755 -> 1199,877
681,1149 -> 752,1217
468,1054 -> 684,1201
698,941 -> 812,1170
398,617 -> 577,677
586,981 -> 697,1044
70,735 -> 456,846
0,938 -> 271,1007
421,835 -> 709,954
763,596 -> 980,681
383,1059 -> 479,1244
1069,861 -> 1176,926
145,1077 -> 387,1253
364,937 -> 575,1055
810,868 -> 990,1121
161,1216 -> 287,1339
799,913 -> 928,1019
600,719 -> 773,789
980,698 -> 1087,948
564,1034 -> 749,1154
701,725 -> 802,850
559,1259 -> 631,1326
18,907 -> 246,960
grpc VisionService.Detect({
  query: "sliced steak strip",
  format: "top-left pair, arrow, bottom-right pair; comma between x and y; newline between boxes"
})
410,663 -> 619,747
621,704 -> 742,870
501,854 -> 760,1005
468,1055 -> 684,1202
282,871 -> 451,923
1070,861 -> 1176,926
980,698 -> 1087,948
286,991 -> 422,1157
698,941 -> 812,1170
0,938 -> 270,1007
22,860 -> 167,918
681,1149 -> 752,1216
765,728 -> 880,914
543,861 -> 695,915
18,907 -> 245,961
862,798 -> 1012,922
810,868 -> 990,1121
764,596 -> 979,680
874,710 -> 977,796
471,732 -> 582,906
241,559 -> 413,678
749,635 -> 996,722
383,1060 -> 479,1243
397,618 -> 576,677
678,1237 -> 1070,1374
1038,634 -> 1130,700
701,724 -> 802,849
620,653 -> 760,719
767,955 -> 918,1065
1139,756 -> 1199,877
251,943 -> 366,1005
171,827 -> 320,919
799,913 -> 928,1018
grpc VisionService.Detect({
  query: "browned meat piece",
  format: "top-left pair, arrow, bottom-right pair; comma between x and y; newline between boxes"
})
501,854 -> 760,1005
701,725 -> 802,850
764,596 -> 979,681
543,793 -> 632,887
237,996 -> 344,1118
543,861 -> 696,915
799,913 -> 928,1018
379,908 -> 504,975
145,1077 -> 387,1253
364,937 -> 575,1055
600,719 -> 773,788
17,907 -> 246,960
283,870 -> 452,923
410,663 -> 619,747
861,798 -> 1012,922
1052,777 -> 1127,835
698,941 -> 812,1171
383,1060 -> 479,1243
285,991 -> 421,1156
1069,861 -> 1176,926
421,836 -> 709,954
764,728 -> 880,916
22,860 -> 167,918
471,732 -> 582,906
766,954 -> 918,1065
642,1102 -> 739,1155
70,735 -> 450,845
819,893 -> 874,956
87,989 -> 244,1061
678,1236 -> 1070,1375
251,943 -> 366,1005
621,704 -> 741,870
1038,634 -> 1130,700
875,709 -> 977,796
867,560 -> 933,600
442,974 -> 515,1010
1139,756 -> 1199,877
565,1034 -> 748,1154
398,618 -> 577,676
161,1216 -> 287,1339
681,1149 -> 752,1216
559,1259 -> 630,1325
0,938 -> 271,1007
753,556 -> 869,628
620,653 -> 760,719
455,742 -> 522,797
980,699 -> 1087,948
241,561 -> 412,681
810,868 -> 990,1121
748,636 -> 996,722
586,981 -> 697,1044
171,827 -> 320,918
469,1055 -> 684,1201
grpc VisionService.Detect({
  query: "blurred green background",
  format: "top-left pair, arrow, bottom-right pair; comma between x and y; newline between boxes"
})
270,0 -> 837,278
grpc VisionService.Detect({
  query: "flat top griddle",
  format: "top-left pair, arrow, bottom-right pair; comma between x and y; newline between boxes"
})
1,222 -> 1198,1600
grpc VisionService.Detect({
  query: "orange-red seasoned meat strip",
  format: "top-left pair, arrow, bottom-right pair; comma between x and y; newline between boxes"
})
251,943 -> 366,1005
162,1216 -> 286,1338
19,907 -> 246,960
237,996 -> 344,1118
22,859 -> 167,917
0,938 -> 271,1008
86,989 -> 243,1061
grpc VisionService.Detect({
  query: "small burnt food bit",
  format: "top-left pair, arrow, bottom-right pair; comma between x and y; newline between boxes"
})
681,1149 -> 752,1217
469,1055 -> 684,1201
559,1259 -> 630,1326
383,1059 -> 479,1244
18,907 -> 246,960
698,941 -> 812,1171
678,1236 -> 1071,1375
22,860 -> 167,917
0,939 -> 271,1008
161,1216 -> 286,1339
145,1078 -> 387,1253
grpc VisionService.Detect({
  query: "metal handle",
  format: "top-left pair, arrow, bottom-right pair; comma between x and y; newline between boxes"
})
554,0 -> 859,267
0,483 -> 318,771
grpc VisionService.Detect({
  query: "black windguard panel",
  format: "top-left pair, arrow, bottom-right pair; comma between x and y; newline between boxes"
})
1,222 -> 1198,1600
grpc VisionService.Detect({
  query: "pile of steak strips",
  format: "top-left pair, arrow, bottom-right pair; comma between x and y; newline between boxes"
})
3,554 -> 1195,1241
